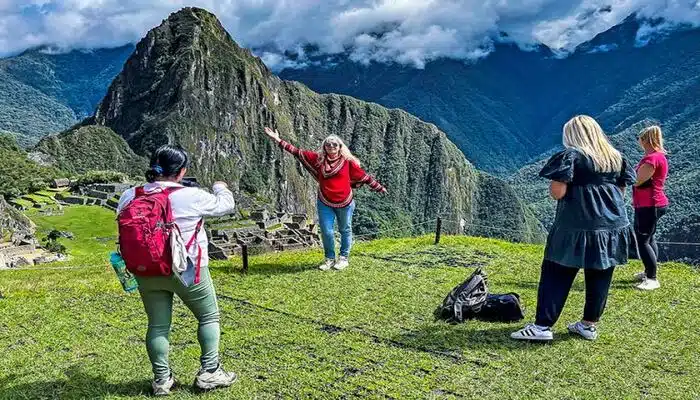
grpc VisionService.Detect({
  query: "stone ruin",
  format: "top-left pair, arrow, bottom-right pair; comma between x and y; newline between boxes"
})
56,183 -> 131,211
4,181 -> 322,266
208,210 -> 320,259
0,197 -> 61,269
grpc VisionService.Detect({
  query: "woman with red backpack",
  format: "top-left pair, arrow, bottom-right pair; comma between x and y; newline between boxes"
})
116,145 -> 237,396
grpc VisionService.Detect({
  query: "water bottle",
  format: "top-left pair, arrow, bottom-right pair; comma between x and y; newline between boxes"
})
110,252 -> 139,293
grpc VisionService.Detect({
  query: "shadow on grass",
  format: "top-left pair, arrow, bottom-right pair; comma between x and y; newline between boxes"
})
497,279 -> 637,292
212,261 -> 320,276
0,366 -> 199,399
393,323 -> 578,359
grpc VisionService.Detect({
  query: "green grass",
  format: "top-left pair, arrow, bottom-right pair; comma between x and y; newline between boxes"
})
208,220 -> 256,230
36,190 -> 60,198
22,193 -> 56,206
9,198 -> 32,209
26,205 -> 117,266
1,207 -> 699,399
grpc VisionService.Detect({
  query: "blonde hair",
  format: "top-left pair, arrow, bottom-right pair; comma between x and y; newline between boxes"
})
562,115 -> 622,173
639,125 -> 666,153
319,135 -> 361,166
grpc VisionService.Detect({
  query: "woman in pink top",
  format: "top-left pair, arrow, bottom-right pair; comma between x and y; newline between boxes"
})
632,126 -> 669,291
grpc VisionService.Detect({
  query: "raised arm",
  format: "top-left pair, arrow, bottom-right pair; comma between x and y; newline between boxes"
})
189,182 -> 236,217
264,127 -> 318,167
264,127 -> 282,145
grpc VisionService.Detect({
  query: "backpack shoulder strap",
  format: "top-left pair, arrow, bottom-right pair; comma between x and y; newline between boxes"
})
185,218 -> 205,285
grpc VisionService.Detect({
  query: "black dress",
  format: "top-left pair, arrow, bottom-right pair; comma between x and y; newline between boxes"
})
539,148 -> 637,270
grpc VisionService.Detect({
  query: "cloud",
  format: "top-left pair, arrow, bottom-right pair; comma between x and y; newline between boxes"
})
2,0 -> 700,68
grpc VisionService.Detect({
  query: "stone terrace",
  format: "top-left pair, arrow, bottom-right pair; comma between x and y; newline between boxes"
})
209,210 -> 320,259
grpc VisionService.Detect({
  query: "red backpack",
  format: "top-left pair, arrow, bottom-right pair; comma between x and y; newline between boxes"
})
117,186 -> 182,277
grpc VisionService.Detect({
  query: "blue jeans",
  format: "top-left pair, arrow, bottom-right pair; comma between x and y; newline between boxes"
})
317,199 -> 355,259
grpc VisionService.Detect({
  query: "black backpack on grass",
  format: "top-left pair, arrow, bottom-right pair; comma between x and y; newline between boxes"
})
479,293 -> 525,322
434,268 -> 525,323
434,268 -> 489,323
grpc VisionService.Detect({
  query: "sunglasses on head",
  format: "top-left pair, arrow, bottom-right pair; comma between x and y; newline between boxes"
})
325,142 -> 340,148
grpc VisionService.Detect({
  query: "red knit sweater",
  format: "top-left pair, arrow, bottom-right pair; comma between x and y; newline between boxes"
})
278,139 -> 385,208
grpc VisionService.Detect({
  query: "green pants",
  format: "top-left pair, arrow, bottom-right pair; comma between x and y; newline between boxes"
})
135,267 -> 220,379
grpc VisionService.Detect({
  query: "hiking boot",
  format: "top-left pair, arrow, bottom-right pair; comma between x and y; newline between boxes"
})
567,321 -> 598,340
333,256 -> 349,270
510,324 -> 553,341
152,374 -> 175,396
633,272 -> 647,282
194,364 -> 237,391
319,258 -> 335,271
636,278 -> 660,291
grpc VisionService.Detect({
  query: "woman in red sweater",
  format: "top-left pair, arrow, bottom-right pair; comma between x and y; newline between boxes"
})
264,127 -> 387,270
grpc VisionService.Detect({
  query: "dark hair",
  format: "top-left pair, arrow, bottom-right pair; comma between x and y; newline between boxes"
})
145,145 -> 189,183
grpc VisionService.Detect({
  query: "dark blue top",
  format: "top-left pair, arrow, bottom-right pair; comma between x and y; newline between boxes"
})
540,148 -> 637,269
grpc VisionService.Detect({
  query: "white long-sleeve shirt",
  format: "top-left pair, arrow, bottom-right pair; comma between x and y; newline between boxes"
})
117,181 -> 235,267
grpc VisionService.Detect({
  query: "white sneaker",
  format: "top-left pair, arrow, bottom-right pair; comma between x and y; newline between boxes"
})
567,321 -> 598,340
333,256 -> 349,270
194,364 -> 237,391
636,278 -> 660,291
152,374 -> 175,396
633,272 -> 647,282
510,324 -> 553,341
319,258 -> 335,271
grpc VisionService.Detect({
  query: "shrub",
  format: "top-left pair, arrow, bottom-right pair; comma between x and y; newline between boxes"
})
42,230 -> 67,255
0,134 -> 64,198
72,170 -> 128,187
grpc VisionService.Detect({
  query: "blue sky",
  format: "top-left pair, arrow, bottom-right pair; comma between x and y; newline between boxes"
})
3,1 -> 700,68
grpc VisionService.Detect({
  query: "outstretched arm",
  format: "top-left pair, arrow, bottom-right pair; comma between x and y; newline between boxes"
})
349,161 -> 387,194
264,127 -> 282,144
264,127 -> 319,170
191,182 -> 236,217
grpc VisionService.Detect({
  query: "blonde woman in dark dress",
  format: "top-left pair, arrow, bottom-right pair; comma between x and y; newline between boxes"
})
511,115 -> 636,342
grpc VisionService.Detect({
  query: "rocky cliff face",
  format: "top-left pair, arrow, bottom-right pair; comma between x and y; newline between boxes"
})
92,7 -> 541,239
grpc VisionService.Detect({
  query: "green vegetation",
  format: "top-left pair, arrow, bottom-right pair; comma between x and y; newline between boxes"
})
35,125 -> 147,177
23,193 -> 56,205
0,207 -> 698,399
26,206 -> 116,266
71,170 -> 129,187
0,71 -> 76,144
0,45 -> 133,144
8,198 -> 32,210
41,230 -> 68,255
0,133 -> 65,198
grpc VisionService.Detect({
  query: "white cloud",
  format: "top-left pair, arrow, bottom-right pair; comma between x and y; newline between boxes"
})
1,0 -> 700,68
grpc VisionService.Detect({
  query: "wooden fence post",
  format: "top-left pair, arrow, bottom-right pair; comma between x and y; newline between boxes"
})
241,244 -> 249,274
435,217 -> 442,245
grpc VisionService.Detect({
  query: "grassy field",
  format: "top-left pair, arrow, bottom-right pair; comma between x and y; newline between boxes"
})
1,206 -> 699,399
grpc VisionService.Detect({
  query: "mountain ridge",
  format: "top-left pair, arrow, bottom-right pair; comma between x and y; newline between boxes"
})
50,7 -> 543,242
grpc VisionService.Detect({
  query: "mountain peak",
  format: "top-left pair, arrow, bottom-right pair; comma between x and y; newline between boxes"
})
94,6 -> 271,144
162,7 -> 229,42
156,6 -> 264,69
